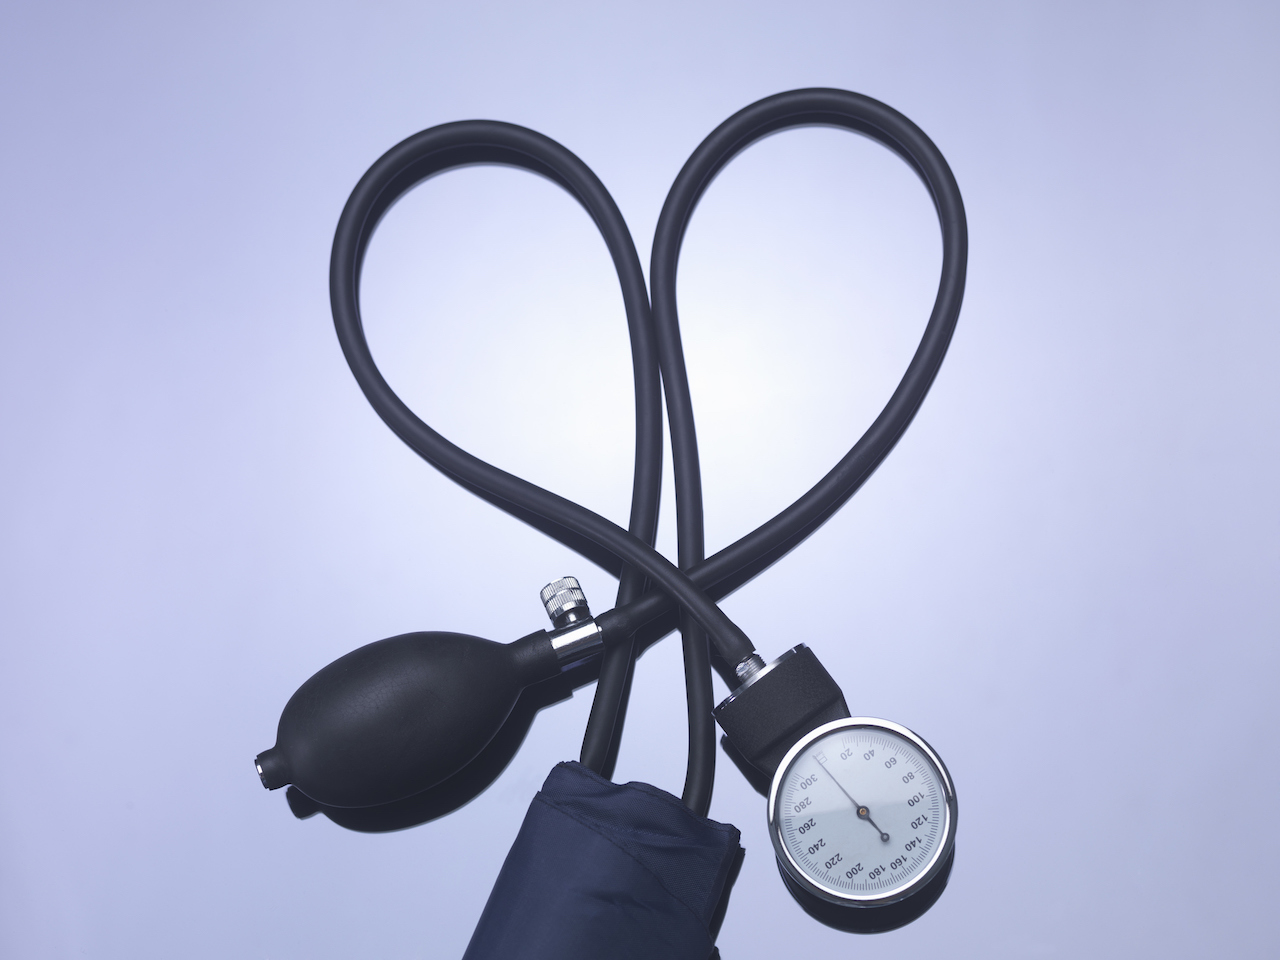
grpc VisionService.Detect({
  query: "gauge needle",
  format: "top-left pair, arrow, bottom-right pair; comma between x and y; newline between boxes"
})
816,758 -> 890,842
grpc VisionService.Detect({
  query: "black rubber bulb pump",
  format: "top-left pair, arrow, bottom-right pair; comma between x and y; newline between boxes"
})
255,630 -> 560,808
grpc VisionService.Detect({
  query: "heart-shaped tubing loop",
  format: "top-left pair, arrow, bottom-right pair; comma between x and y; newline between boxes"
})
326,91 -> 967,815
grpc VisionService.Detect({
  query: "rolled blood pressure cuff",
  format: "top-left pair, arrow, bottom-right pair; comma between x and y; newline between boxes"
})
463,761 -> 743,960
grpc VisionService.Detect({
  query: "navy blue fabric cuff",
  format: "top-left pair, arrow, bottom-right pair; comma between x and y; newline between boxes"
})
463,762 -> 743,960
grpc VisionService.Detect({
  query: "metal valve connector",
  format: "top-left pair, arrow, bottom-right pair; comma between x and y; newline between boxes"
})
540,576 -> 603,667
540,576 -> 591,628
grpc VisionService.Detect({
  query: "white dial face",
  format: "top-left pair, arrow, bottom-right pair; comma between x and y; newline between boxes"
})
770,719 -> 954,904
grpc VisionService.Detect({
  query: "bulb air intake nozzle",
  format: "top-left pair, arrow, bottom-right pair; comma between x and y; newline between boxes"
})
255,747 -> 289,790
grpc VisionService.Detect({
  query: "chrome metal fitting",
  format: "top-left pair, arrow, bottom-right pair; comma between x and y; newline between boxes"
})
548,618 -> 604,667
540,576 -> 591,628
735,653 -> 768,683
539,576 -> 603,667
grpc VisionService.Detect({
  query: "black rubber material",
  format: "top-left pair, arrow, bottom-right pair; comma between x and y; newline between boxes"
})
255,630 -> 559,807
325,120 -> 700,806
329,121 -> 755,662
621,89 -> 966,813
599,88 -> 968,643
327,90 -> 966,815
711,645 -> 851,780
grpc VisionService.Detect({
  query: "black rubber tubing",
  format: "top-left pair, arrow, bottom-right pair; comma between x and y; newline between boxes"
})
330,121 -> 758,667
328,90 -> 967,815
595,89 -> 968,643
328,120 -> 727,812
577,90 -> 968,815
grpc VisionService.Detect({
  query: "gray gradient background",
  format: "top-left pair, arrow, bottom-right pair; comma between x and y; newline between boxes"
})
2,2 -> 1277,957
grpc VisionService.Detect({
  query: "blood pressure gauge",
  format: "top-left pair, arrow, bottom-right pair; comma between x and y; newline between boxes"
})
768,718 -> 957,929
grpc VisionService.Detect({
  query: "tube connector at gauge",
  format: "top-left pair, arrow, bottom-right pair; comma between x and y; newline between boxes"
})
714,644 -> 851,779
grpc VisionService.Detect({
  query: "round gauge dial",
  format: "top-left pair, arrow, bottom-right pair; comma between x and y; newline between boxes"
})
768,718 -> 956,907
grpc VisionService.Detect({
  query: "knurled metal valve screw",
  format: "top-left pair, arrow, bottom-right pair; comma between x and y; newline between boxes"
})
540,577 -> 591,628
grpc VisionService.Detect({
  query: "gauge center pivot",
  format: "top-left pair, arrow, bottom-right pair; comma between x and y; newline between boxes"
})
854,805 -> 890,842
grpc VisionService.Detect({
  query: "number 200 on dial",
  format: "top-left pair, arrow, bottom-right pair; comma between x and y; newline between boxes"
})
768,718 -> 957,907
